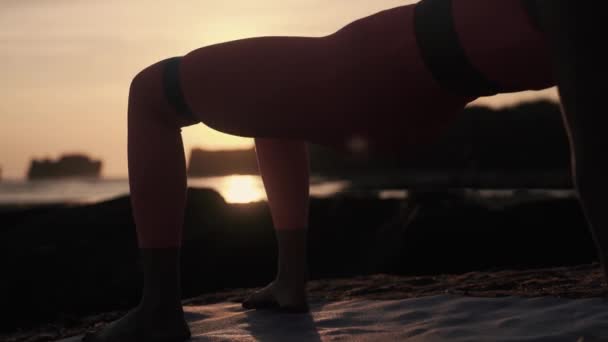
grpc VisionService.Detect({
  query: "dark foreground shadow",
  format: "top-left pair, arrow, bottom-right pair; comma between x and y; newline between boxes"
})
243,308 -> 322,342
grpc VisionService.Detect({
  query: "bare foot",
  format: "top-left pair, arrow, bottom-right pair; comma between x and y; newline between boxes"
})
82,305 -> 191,342
242,280 -> 309,313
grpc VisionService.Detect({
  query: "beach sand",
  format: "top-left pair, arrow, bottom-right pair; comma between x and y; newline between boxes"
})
15,264 -> 608,342
149,295 -> 608,341
59,295 -> 608,342
55,298 -> 608,342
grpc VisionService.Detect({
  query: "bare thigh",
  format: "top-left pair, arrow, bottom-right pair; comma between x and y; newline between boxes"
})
175,4 -> 467,154
178,36 -> 347,146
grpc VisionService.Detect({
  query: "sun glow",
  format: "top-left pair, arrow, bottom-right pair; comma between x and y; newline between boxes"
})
219,175 -> 267,204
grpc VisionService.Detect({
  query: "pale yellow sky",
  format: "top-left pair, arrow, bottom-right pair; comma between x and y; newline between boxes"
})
0,0 -> 558,179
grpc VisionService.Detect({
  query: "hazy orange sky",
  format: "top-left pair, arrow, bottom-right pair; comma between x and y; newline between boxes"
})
0,0 -> 558,179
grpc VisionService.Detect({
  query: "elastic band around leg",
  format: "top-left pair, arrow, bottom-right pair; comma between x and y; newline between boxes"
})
162,56 -> 197,122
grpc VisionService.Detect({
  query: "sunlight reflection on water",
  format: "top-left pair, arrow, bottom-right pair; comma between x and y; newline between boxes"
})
0,177 -> 574,205
188,175 -> 351,203
0,176 -> 351,205
188,175 -> 265,203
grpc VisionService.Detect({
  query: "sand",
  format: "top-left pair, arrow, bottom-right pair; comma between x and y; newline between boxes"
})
49,264 -> 608,342
56,294 -> 608,342
172,295 -> 608,341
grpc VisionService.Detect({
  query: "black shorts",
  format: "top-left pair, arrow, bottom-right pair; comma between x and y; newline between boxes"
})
162,56 -> 197,122
413,0 -> 544,97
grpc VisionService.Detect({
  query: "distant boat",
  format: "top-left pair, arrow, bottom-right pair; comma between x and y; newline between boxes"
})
27,154 -> 102,180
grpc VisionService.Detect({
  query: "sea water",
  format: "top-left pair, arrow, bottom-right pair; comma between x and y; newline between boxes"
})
0,176 -> 351,205
0,176 -> 575,205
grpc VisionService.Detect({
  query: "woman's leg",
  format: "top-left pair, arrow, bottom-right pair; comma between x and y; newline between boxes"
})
254,139 -> 310,232
242,138 -> 310,311
83,59 -> 196,342
127,58 -> 191,327
535,1 -> 608,280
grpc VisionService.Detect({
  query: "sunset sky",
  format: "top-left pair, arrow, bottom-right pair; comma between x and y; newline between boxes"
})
0,0 -> 558,179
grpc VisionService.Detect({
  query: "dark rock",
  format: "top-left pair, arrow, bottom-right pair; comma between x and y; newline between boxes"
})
0,188 -> 597,333
27,154 -> 102,180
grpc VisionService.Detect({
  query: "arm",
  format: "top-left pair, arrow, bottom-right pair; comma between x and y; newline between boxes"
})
536,1 -> 608,277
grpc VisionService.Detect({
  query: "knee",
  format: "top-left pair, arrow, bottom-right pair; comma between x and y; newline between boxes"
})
129,61 -> 164,107
129,61 -> 167,121
128,59 -> 184,128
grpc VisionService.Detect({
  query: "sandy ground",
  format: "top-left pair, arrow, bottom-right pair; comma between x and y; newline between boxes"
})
6,263 -> 608,342
59,295 -> 608,342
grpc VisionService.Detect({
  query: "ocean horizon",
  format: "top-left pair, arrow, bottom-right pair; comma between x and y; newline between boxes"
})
0,175 -> 352,205
0,175 -> 576,206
